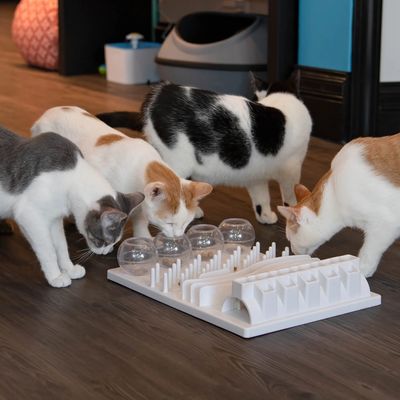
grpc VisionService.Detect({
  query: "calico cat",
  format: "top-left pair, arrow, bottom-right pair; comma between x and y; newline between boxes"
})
278,134 -> 400,277
97,81 -> 312,224
0,126 -> 144,287
31,107 -> 212,238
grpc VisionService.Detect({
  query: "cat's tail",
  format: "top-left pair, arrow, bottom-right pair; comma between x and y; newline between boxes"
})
96,111 -> 143,131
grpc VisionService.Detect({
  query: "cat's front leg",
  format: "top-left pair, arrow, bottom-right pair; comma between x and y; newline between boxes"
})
16,213 -> 71,287
50,218 -> 86,280
132,208 -> 152,238
195,207 -> 204,219
358,226 -> 397,277
247,182 -> 278,224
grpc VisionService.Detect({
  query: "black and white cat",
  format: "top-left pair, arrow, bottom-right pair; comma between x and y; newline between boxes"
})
0,126 -> 144,287
98,80 -> 312,224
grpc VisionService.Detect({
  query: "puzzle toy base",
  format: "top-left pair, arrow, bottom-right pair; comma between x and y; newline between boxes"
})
107,244 -> 381,338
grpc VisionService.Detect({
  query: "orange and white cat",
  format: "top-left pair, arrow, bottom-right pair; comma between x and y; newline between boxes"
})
31,106 -> 212,238
278,134 -> 400,277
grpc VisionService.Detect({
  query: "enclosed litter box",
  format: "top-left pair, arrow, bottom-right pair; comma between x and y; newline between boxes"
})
156,12 -> 268,97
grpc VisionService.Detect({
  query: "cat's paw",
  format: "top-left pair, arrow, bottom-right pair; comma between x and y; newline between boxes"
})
67,264 -> 86,280
195,207 -> 204,219
49,272 -> 72,288
255,209 -> 278,224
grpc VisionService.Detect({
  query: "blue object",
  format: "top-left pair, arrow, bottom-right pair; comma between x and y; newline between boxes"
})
298,0 -> 353,72
107,41 -> 161,50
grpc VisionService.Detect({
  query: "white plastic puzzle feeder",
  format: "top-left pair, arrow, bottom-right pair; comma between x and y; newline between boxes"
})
108,242 -> 381,338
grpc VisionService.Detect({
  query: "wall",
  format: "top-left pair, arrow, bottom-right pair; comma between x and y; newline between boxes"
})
380,0 -> 400,82
298,0 -> 353,72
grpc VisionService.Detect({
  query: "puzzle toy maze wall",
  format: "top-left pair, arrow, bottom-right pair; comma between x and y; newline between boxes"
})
107,242 -> 381,338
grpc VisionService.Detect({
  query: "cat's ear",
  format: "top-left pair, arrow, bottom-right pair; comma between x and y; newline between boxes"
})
117,192 -> 145,216
100,209 -> 128,236
191,182 -> 213,200
144,182 -> 167,202
294,184 -> 311,203
277,205 -> 297,221
249,72 -> 267,93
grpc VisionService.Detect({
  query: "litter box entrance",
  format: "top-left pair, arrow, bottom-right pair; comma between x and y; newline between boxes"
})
176,12 -> 256,44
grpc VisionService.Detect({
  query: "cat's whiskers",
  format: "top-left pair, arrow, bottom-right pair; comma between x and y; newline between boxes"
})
73,248 -> 94,264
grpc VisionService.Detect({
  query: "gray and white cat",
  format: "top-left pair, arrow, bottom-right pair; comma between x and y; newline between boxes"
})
98,80 -> 312,224
0,126 -> 144,287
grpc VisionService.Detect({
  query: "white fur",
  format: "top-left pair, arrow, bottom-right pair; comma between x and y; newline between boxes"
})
0,156 -> 121,287
279,141 -> 400,277
144,91 -> 312,224
31,107 -> 205,237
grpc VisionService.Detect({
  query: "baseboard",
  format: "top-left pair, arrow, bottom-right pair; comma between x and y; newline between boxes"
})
298,66 -> 350,143
377,82 -> 400,136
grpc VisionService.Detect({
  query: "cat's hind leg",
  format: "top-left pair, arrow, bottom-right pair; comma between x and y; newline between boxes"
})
247,181 -> 278,224
277,161 -> 302,206
358,225 -> 398,277
16,213 -> 71,287
50,218 -> 86,280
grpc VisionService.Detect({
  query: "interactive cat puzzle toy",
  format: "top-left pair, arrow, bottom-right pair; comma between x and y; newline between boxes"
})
108,221 -> 381,338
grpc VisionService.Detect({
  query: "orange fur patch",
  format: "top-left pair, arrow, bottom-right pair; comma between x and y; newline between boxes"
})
95,134 -> 124,146
297,170 -> 332,214
145,161 -> 181,214
183,182 -> 203,211
354,133 -> 400,187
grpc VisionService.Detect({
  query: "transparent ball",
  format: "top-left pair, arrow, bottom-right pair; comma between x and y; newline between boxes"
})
117,237 -> 158,276
154,233 -> 193,268
187,224 -> 224,262
218,218 -> 255,255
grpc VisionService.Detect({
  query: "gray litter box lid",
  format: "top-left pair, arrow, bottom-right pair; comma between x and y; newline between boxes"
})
156,12 -> 267,71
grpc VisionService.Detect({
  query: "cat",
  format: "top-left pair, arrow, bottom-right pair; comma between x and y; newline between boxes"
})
251,71 -> 299,101
31,106 -> 213,238
0,125 -> 144,287
97,80 -> 312,224
278,134 -> 400,277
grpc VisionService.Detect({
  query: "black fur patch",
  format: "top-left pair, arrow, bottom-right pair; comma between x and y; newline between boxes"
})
256,205 -> 262,216
96,111 -> 143,131
146,83 -> 251,169
0,127 -> 81,193
247,101 -> 286,156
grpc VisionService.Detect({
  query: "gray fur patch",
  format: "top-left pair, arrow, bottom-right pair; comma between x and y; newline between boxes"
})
84,195 -> 126,247
0,126 -> 81,193
84,193 -> 144,247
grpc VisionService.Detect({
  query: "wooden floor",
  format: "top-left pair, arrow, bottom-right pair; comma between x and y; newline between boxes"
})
1,2 -> 400,399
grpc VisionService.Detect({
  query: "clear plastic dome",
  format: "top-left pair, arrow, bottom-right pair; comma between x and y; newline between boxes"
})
218,218 -> 255,255
117,237 -> 158,276
154,233 -> 193,268
186,224 -> 224,262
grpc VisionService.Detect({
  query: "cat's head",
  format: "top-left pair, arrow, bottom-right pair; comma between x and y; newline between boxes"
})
83,192 -> 144,254
277,184 -> 326,256
250,72 -> 298,101
144,162 -> 213,237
